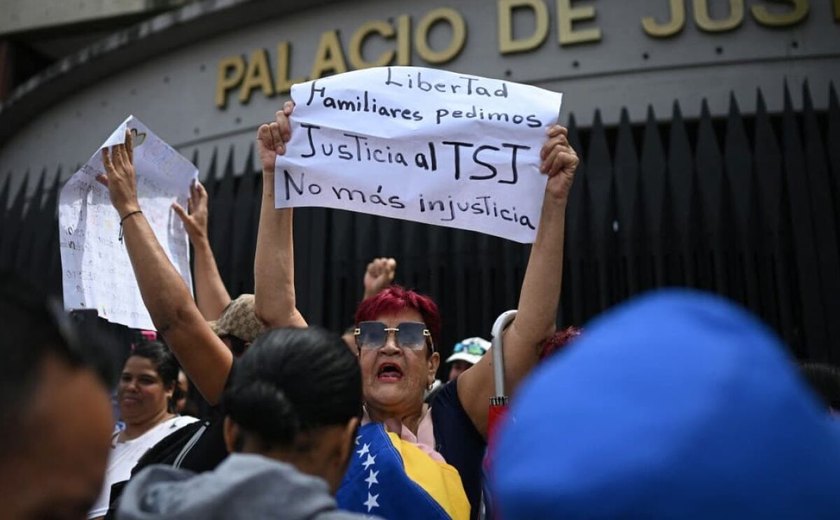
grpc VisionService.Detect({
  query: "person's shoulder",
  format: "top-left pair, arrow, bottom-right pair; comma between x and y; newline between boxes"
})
429,379 -> 459,408
171,415 -> 199,428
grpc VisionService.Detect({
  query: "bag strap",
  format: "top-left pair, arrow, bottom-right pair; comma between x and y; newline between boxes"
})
173,422 -> 208,468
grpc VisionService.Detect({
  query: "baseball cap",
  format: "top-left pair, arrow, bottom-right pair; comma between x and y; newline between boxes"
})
492,289 -> 840,519
208,294 -> 264,343
446,337 -> 490,365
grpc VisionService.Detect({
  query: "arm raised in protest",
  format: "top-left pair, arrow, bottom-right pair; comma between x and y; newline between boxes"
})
99,131 -> 233,404
254,101 -> 309,329
456,124 -> 578,438
364,257 -> 398,300
172,181 -> 232,321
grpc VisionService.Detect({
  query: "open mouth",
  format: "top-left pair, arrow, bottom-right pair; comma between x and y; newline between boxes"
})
377,362 -> 404,382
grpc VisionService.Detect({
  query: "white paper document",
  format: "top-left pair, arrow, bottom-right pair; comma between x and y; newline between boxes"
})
59,115 -> 196,330
275,66 -> 563,243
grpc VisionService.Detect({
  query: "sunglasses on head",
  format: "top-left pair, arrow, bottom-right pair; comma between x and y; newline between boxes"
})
354,321 -> 434,352
453,340 -> 487,356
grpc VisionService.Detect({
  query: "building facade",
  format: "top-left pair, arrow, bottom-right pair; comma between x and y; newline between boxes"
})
1,0 -> 839,361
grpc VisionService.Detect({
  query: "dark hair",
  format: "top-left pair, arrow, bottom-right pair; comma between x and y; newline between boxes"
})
799,362 -> 840,410
355,285 -> 441,351
127,341 -> 180,411
0,273 -> 117,458
222,327 -> 362,450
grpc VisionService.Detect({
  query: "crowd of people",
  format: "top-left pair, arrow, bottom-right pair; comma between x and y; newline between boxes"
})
3,97 -> 840,520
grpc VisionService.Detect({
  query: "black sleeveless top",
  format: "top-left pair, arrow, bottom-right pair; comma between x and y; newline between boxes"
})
430,378 -> 487,520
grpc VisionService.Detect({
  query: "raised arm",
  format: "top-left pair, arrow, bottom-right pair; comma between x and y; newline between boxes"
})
363,257 -> 398,300
99,132 -> 233,405
172,181 -> 232,320
253,101 -> 308,328
456,124 -> 578,438
340,257 -> 398,348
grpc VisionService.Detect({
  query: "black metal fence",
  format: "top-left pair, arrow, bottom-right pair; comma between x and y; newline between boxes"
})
2,81 -> 839,365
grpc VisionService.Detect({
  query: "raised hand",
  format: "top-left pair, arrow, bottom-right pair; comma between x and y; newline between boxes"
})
363,257 -> 397,299
539,125 -> 579,202
98,129 -> 140,218
257,101 -> 294,174
172,181 -> 210,243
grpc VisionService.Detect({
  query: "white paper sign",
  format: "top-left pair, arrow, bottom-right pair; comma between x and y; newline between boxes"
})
58,115 -> 197,330
275,66 -> 563,243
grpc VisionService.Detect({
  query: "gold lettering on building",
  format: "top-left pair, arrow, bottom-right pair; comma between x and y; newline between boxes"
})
642,0 -> 686,38
415,8 -> 467,63
693,0 -> 744,32
238,48 -> 274,104
396,15 -> 411,65
349,20 -> 396,69
213,2 -> 835,109
498,0 -> 550,54
310,30 -> 349,79
215,55 -> 245,108
275,42 -> 306,94
557,0 -> 602,45
751,0 -> 808,27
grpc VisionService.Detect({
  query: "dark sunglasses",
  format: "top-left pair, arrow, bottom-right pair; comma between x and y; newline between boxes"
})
355,321 -> 434,352
453,340 -> 487,356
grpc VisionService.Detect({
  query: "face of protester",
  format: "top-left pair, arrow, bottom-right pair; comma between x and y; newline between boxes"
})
448,360 -> 473,382
1,355 -> 112,520
358,310 -> 440,421
118,355 -> 173,425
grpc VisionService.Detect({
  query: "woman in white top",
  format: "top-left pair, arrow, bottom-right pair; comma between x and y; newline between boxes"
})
88,341 -> 196,519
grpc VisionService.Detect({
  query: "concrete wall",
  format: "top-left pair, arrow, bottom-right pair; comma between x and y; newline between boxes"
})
0,0 -> 191,35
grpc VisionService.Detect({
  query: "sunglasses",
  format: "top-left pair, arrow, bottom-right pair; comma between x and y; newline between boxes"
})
453,340 -> 487,356
355,321 -> 434,352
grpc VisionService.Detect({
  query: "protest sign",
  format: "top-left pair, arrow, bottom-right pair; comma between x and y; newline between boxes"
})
58,115 -> 196,330
275,66 -> 563,243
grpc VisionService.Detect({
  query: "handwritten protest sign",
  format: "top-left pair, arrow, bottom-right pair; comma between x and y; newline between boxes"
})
58,115 -> 196,330
275,66 -> 563,243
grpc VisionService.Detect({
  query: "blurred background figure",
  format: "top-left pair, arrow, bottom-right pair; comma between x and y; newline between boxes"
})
0,274 -> 117,520
446,337 -> 490,382
174,369 -> 200,417
493,289 -> 840,519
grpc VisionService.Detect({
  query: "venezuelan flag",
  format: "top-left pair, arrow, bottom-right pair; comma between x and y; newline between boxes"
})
338,423 -> 470,519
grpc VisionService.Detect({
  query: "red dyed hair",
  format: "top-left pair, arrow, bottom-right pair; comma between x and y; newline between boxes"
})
539,326 -> 582,361
355,285 -> 442,350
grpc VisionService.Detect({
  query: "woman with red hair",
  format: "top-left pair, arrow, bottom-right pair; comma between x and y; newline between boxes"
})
252,102 -> 579,518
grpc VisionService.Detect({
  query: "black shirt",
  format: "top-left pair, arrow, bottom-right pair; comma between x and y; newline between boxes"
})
431,378 -> 487,520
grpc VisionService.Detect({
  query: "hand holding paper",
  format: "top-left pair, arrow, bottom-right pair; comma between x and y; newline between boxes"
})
99,130 -> 141,218
274,66 -> 566,243
258,101 -> 294,174
540,125 -> 578,203
58,115 -> 197,330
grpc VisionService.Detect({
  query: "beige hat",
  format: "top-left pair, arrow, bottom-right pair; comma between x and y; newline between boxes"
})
208,294 -> 265,342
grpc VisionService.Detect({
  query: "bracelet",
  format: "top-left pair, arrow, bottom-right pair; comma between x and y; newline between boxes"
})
118,210 -> 143,242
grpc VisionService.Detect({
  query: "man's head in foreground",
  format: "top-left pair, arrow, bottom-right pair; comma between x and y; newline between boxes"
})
0,275 -> 116,520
